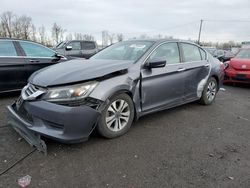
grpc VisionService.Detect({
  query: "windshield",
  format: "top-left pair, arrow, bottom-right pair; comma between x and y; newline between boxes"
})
56,41 -> 66,49
236,49 -> 250,59
91,41 -> 154,61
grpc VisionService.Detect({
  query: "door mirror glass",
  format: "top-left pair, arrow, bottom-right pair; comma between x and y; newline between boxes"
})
145,59 -> 166,69
65,46 -> 72,51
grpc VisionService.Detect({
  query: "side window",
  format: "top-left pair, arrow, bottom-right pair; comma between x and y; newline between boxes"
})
68,41 -> 81,50
200,48 -> 207,60
149,43 -> 180,64
82,42 -> 96,50
182,43 -> 202,62
19,41 -> 55,57
0,41 -> 17,56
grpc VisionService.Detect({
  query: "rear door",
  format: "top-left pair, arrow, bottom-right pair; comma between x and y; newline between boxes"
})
81,41 -> 97,58
179,43 -> 210,101
141,42 -> 185,112
0,40 -> 26,92
18,41 -> 58,81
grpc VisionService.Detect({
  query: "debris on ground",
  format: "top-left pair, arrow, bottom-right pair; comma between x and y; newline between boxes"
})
134,155 -> 138,158
228,176 -> 234,180
220,88 -> 226,91
209,153 -> 214,157
18,175 -> 32,187
18,137 -> 23,142
3,160 -> 7,163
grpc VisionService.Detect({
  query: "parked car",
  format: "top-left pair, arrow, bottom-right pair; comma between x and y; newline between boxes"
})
224,48 -> 250,84
7,39 -> 224,153
214,50 -> 235,62
54,40 -> 98,58
0,38 -> 68,93
203,47 -> 217,57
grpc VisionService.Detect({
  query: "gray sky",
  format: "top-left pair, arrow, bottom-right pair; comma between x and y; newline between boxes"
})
1,0 -> 250,42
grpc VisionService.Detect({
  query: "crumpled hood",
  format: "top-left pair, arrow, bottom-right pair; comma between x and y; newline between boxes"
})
230,58 -> 250,70
29,59 -> 133,87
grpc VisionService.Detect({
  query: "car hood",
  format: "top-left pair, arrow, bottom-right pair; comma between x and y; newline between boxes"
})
230,58 -> 250,70
29,59 -> 133,87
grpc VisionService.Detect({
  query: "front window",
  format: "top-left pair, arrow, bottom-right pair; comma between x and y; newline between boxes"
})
19,41 -> 55,57
0,41 -> 17,57
235,49 -> 250,59
148,42 -> 180,64
91,41 -> 154,61
68,41 -> 81,50
56,41 -> 66,49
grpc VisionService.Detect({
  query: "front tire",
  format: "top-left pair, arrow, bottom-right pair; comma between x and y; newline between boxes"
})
97,93 -> 135,138
199,77 -> 218,105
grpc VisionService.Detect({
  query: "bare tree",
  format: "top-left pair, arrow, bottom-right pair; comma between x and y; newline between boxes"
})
102,30 -> 109,47
74,33 -> 84,40
30,24 -> 36,41
83,34 -> 94,41
18,15 -> 32,39
117,33 -> 123,42
52,22 -> 65,44
0,11 -> 15,37
38,25 -> 46,44
66,33 -> 73,41
108,33 -> 115,44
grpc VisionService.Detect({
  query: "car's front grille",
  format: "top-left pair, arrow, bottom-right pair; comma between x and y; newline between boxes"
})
22,84 -> 45,100
24,84 -> 38,97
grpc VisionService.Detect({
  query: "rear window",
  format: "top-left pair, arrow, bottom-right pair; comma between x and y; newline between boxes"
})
82,42 -> 96,50
200,48 -> 207,60
182,43 -> 202,62
0,41 -> 17,56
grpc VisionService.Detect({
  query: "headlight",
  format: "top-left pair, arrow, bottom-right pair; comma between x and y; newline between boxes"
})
42,81 -> 98,102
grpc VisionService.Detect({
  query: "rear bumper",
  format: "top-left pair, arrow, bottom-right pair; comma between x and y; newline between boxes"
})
7,100 -> 100,151
224,69 -> 250,83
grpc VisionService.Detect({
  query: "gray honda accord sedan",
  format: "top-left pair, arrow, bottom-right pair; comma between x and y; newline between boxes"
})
7,39 -> 224,152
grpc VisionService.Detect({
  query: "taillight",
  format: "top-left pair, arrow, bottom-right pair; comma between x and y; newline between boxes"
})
220,62 -> 225,70
224,61 -> 230,70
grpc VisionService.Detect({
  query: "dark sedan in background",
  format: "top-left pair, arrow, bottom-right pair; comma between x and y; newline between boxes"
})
0,38 -> 68,93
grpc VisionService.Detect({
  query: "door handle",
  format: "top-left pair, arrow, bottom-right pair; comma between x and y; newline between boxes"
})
177,68 -> 186,72
29,59 -> 40,63
204,63 -> 210,67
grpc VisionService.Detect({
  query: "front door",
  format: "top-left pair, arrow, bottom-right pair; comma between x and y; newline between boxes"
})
65,41 -> 82,57
141,42 -> 185,113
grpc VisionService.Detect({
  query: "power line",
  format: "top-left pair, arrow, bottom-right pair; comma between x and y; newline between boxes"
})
204,19 -> 250,23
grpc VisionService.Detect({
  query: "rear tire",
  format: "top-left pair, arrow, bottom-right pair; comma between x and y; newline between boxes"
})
97,93 -> 135,138
199,77 -> 218,105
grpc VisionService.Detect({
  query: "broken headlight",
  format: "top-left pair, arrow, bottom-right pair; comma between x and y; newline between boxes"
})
42,81 -> 98,102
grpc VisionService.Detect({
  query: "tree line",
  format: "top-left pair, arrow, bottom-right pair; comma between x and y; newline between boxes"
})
0,11 -> 98,47
0,11 -> 241,49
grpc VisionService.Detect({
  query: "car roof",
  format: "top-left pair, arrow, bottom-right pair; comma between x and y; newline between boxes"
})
126,39 -> 199,46
0,37 -> 46,45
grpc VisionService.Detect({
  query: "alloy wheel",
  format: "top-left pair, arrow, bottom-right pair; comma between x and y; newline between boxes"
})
105,99 -> 130,132
206,81 -> 217,102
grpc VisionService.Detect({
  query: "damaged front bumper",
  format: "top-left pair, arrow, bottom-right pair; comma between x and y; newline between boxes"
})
7,99 -> 101,154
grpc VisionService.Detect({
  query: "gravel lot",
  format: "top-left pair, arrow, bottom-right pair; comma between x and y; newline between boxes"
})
0,85 -> 249,188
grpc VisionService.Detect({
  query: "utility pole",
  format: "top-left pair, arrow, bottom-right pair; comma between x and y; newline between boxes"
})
198,19 -> 203,45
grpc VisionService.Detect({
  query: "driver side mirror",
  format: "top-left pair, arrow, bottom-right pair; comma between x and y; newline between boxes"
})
144,59 -> 166,69
65,46 -> 72,51
53,53 -> 67,61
